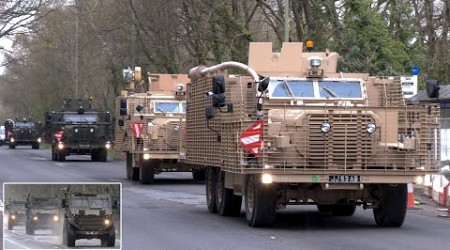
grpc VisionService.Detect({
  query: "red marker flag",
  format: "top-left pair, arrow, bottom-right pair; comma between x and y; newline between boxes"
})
54,131 -> 64,142
239,119 -> 264,157
131,122 -> 145,138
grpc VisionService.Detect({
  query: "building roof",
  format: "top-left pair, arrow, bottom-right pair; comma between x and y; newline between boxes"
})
407,85 -> 450,104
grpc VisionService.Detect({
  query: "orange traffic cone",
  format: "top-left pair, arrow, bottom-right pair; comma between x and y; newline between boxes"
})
407,183 -> 416,209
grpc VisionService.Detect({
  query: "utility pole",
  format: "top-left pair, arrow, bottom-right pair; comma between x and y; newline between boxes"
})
130,0 -> 136,67
75,0 -> 79,98
284,0 -> 290,42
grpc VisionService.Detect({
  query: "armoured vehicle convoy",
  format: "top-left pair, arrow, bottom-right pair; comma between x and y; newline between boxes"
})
8,118 -> 42,149
5,200 -> 27,230
185,42 -> 440,227
25,194 -> 61,235
44,98 -> 113,161
61,191 -> 115,247
114,68 -> 204,184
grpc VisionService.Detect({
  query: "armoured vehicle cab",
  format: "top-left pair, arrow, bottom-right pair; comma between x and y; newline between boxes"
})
8,118 -> 42,149
5,200 -> 27,230
115,68 -> 205,184
25,195 -> 61,235
44,98 -> 112,162
61,192 -> 115,247
185,42 -> 440,227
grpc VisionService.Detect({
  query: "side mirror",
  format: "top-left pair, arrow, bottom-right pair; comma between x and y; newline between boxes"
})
205,107 -> 214,119
426,79 -> 440,98
119,98 -> 128,115
258,77 -> 270,92
212,94 -> 226,108
136,104 -> 144,112
212,75 -> 225,94
118,119 -> 124,127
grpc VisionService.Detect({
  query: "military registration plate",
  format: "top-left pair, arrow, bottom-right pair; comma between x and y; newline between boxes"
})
78,144 -> 91,149
329,175 -> 360,182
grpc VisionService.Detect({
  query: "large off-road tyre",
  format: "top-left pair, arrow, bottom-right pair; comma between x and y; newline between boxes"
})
9,143 -> 15,149
51,146 -> 57,161
192,169 -> 206,182
317,204 -> 356,216
245,174 -> 277,227
91,151 -> 99,161
140,160 -> 155,184
98,148 -> 107,162
373,184 -> 407,227
126,153 -> 139,181
31,142 -> 40,149
205,167 -> 218,213
63,220 -> 76,247
7,220 -> 13,230
25,220 -> 34,235
107,226 -> 116,247
216,170 -> 242,216
57,151 -> 66,162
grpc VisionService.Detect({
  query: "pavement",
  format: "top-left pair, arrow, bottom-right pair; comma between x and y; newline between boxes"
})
409,188 -> 450,218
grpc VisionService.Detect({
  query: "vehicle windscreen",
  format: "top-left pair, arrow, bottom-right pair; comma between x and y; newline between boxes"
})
63,114 -> 98,123
7,203 -> 26,211
15,122 -> 35,128
70,197 -> 90,207
154,101 -> 186,113
90,197 -> 110,208
318,80 -> 362,98
33,199 -> 59,209
269,80 -> 314,98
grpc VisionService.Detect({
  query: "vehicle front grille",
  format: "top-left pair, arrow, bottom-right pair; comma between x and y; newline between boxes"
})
76,215 -> 107,230
307,113 -> 374,168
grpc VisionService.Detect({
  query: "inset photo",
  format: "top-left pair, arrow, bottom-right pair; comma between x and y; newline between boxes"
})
3,183 -> 121,249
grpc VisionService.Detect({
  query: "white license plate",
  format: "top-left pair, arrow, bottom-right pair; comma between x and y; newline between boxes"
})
329,175 -> 360,182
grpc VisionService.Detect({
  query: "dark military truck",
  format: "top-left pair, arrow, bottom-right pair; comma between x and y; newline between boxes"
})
44,98 -> 113,162
25,195 -> 61,235
5,200 -> 27,230
61,192 -> 115,247
8,119 -> 42,149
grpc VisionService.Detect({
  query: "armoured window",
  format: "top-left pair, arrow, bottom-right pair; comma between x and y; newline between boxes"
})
70,197 -> 90,207
90,197 -> 110,208
63,114 -> 99,123
154,101 -> 186,113
33,199 -> 59,209
318,81 -> 362,98
269,80 -> 314,98
15,122 -> 35,128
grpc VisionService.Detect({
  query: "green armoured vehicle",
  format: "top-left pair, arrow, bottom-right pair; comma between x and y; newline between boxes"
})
61,191 -> 115,247
25,195 -> 61,235
5,200 -> 27,230
8,118 -> 42,149
44,98 -> 113,161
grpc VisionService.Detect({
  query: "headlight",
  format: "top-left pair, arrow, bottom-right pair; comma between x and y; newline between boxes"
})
104,219 -> 111,225
261,173 -> 273,184
105,142 -> 111,149
321,122 -> 331,133
53,215 -> 59,222
143,153 -> 150,160
37,138 -> 42,143
366,122 -> 376,134
415,176 -> 424,185
11,215 -> 16,220
33,216 -> 38,221
10,138 -> 14,142
58,143 -> 64,150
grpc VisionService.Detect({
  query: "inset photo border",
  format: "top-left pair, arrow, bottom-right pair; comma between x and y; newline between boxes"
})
3,182 -> 122,250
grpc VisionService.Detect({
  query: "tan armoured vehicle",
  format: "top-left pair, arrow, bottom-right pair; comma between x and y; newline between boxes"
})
185,42 -> 440,227
115,68 -> 205,184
